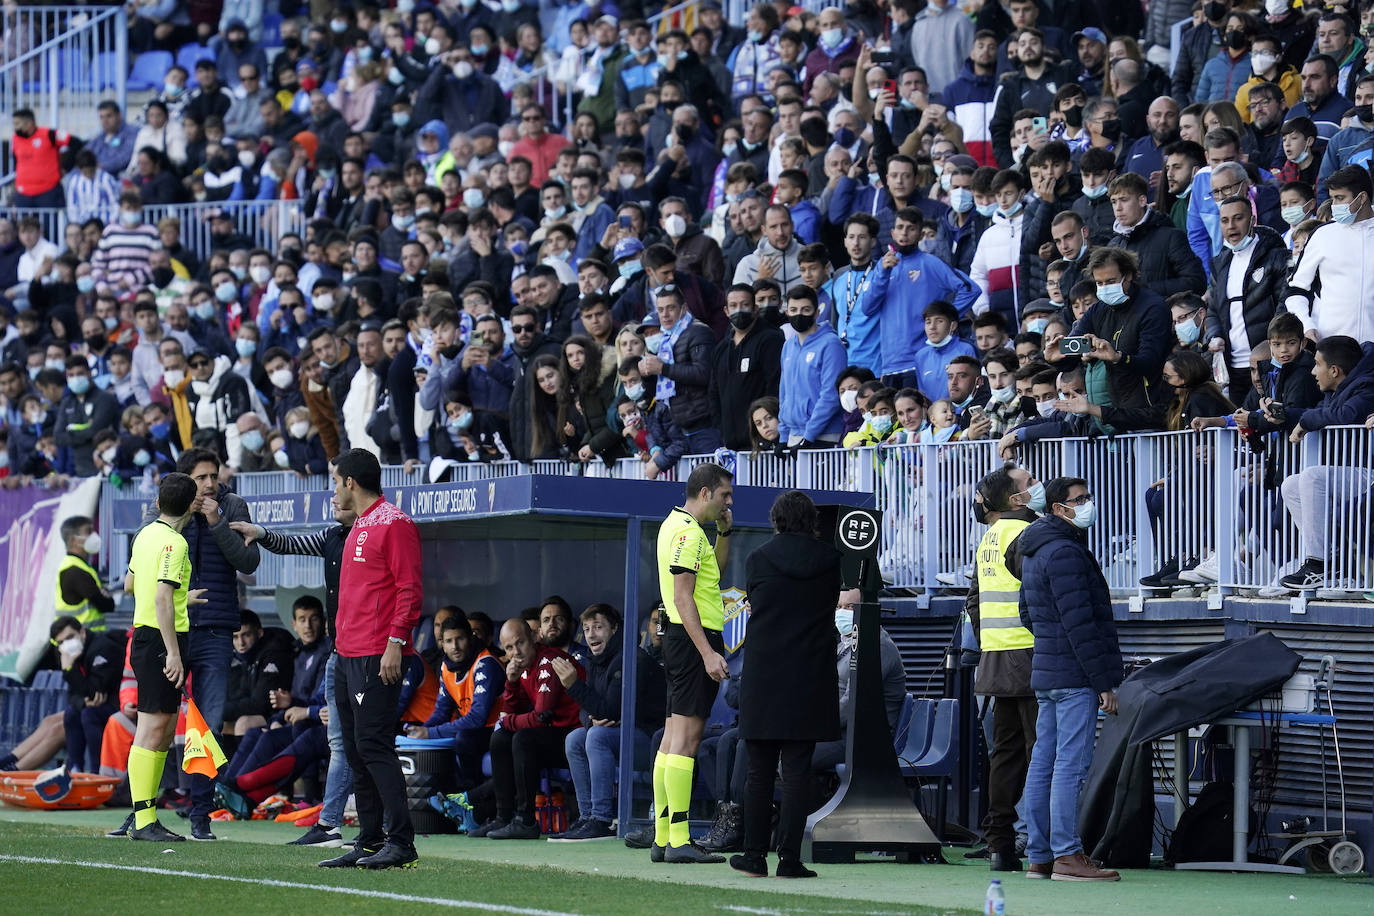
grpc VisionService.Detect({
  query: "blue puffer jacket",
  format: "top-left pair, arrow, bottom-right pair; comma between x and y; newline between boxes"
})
1290,341 -> 1374,432
146,484 -> 261,631
1016,515 -> 1123,694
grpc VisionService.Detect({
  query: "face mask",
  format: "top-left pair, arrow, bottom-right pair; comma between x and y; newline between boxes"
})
425,37 -> 442,56
133,448 -> 150,467
241,429 -> 264,452
462,188 -> 485,209
728,309 -> 755,330
85,334 -> 108,352
1225,31 -> 1247,51
918,238 -> 938,253
453,61 -> 474,80
235,338 -> 257,358
1265,0 -> 1288,14
238,149 -> 256,168
470,43 -> 488,57
68,375 -> 91,395
551,249 -> 572,263
1175,317 -> 1202,346
212,280 -> 236,303
972,497 -> 990,524
150,420 -> 170,439
621,411 -> 641,428
1251,52 -> 1277,73
504,0 -> 521,10
162,368 -> 185,387
545,205 -> 567,220
949,187 -> 974,213
289,420 -> 311,439
990,384 -> 1015,404
1026,317 -> 1049,335
1356,104 -> 1374,124
1332,201 -> 1358,224
1224,232 -> 1256,253
624,382 -> 644,401
1281,204 -> 1308,226
821,27 -> 843,47
392,213 -> 415,232
722,142 -> 738,157
839,389 -> 859,412
448,411 -> 475,434
643,333 -> 664,353
975,202 -> 997,217
46,358 -> 65,372
789,313 -> 816,333
1096,282 -> 1127,306
76,275 -> 96,293
747,30 -> 763,43
103,316 -> 118,330
870,414 -> 893,435
834,607 -> 854,637
250,265 -> 271,285
997,201 -> 1023,219
1037,399 -> 1058,417
194,302 -> 216,321
940,172 -> 953,192
868,89 -> 881,101
99,444 -> 117,464
1205,0 -> 1226,21
330,19 -> 348,33
119,210 -> 140,227
663,214 -> 687,238
269,368 -> 294,389
1064,104 -> 1084,128
498,139 -> 515,158
82,531 -> 103,555
611,171 -> 635,190
1082,183 -> 1108,199
1025,481 -> 1046,512
60,636 -> 84,656
231,265 -> 247,280
164,81 -> 182,97
27,408 -> 47,424
1066,499 -> 1096,529
274,449 -> 291,469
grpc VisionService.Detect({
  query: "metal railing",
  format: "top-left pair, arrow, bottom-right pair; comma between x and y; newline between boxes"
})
1,6 -> 127,191
97,425 -> 1374,598
3,199 -> 309,263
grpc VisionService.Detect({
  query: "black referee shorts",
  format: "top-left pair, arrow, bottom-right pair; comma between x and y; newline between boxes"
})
131,625 -> 188,714
661,621 -> 725,720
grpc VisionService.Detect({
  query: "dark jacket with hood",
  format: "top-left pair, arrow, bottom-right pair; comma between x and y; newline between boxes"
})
672,223 -> 726,290
223,625 -> 294,720
1289,341 -> 1374,433
565,627 -> 666,731
740,531 -> 844,742
989,67 -> 1061,168
505,331 -> 562,463
1069,285 -> 1172,431
653,318 -> 717,434
708,320 -> 784,451
1108,209 -> 1206,298
1247,351 -> 1321,435
1203,225 -> 1290,365
1016,514 -> 1123,694
62,629 -> 125,706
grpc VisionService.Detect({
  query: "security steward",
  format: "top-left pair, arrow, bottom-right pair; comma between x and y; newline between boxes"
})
55,515 -> 114,632
966,464 -> 1044,871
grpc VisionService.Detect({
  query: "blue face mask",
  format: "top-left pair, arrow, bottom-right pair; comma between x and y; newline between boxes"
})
241,429 -> 265,452
997,201 -> 1023,219
1331,197 -> 1361,224
150,421 -> 170,439
1026,317 -> 1049,334
1096,282 -> 1128,306
624,382 -> 644,401
236,338 -> 257,358
949,187 -> 974,213
470,43 -> 488,56
1066,499 -> 1096,529
1175,318 -> 1201,345
619,260 -> 643,280
1082,183 -> 1109,199
76,275 -> 96,293
870,414 -> 893,435
834,607 -> 854,637
67,375 -> 90,395
194,302 -> 216,321
1024,481 -> 1046,512
215,281 -> 237,303
975,202 -> 997,218
1224,232 -> 1256,253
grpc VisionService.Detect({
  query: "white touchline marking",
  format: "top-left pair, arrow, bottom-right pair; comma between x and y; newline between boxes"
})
0,855 -> 581,916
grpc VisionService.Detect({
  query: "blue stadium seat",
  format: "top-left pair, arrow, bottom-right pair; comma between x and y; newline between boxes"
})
88,51 -> 121,91
908,698 -> 958,777
261,13 -> 284,48
175,42 -> 216,74
897,698 -> 936,765
889,692 -> 915,755
22,49 -> 84,93
128,50 -> 173,91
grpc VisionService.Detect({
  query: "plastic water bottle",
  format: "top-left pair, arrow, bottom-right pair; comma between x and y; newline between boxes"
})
985,879 -> 1005,916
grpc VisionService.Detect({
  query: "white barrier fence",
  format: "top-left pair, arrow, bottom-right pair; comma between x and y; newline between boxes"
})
104,426 -> 1374,597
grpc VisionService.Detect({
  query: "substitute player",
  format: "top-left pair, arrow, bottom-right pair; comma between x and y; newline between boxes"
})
318,448 -> 423,870
126,472 -> 201,842
651,462 -> 733,864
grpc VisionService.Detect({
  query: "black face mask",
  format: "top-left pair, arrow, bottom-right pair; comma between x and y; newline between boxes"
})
1225,30 -> 1247,51
1204,1 -> 1227,22
972,497 -> 989,524
788,313 -> 816,333
759,304 -> 785,328
440,343 -> 462,360
1099,118 -> 1122,141
728,309 -> 755,330
282,36 -> 301,51
1019,394 -> 1038,418
85,334 -> 108,352
151,267 -> 176,288
1064,104 -> 1084,128
894,241 -> 918,256
675,123 -> 694,142
1357,104 -> 1374,123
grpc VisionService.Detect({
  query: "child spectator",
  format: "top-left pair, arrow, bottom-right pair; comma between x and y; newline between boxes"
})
919,399 -> 960,443
281,406 -> 328,475
843,387 -> 903,448
105,346 -> 142,409
616,397 -> 650,459
836,366 -> 877,435
1069,280 -> 1097,321
10,394 -> 51,472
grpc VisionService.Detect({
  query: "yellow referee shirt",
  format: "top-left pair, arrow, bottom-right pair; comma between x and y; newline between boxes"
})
130,519 -> 191,633
657,507 -> 725,632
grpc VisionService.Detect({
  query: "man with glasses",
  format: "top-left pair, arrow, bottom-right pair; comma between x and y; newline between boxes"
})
509,104 -> 570,183
225,64 -> 271,139
1015,476 -> 1122,882
1243,81 -> 1287,173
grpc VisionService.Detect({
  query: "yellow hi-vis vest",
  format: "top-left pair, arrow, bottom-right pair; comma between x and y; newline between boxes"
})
55,554 -> 106,631
976,517 -> 1033,652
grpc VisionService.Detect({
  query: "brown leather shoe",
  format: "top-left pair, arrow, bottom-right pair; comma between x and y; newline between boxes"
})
1026,861 -> 1053,879
1051,852 -> 1120,881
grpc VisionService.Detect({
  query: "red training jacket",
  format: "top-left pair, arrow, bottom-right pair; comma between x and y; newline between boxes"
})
501,645 -> 584,730
336,496 -> 423,658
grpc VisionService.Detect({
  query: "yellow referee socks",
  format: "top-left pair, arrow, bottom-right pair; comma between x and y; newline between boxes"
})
652,752 -> 669,847
664,753 -> 695,848
128,746 -> 166,829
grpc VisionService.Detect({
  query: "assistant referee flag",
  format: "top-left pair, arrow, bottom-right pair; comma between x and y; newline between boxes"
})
182,696 -> 227,778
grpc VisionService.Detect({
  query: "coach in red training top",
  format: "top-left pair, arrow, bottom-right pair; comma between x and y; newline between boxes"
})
319,448 -> 423,871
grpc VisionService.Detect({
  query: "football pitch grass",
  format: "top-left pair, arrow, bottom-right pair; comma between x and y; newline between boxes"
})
0,809 -> 1369,915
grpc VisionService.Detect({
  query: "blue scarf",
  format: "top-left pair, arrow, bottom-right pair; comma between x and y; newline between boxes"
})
655,312 -> 694,402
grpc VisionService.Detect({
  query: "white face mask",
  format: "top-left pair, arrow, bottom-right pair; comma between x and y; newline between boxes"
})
162,368 -> 185,387
1036,399 -> 1057,417
663,213 -> 687,237
989,384 -> 1015,404
249,265 -> 271,285
83,532 -> 102,555
289,420 -> 310,439
238,150 -> 256,168
269,368 -> 294,389
839,389 -> 859,413
100,446 -> 118,464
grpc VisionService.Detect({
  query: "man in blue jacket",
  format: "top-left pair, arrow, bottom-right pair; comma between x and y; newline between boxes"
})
1015,476 -> 1122,882
858,207 -> 980,390
777,286 -> 846,447
1276,336 -> 1374,591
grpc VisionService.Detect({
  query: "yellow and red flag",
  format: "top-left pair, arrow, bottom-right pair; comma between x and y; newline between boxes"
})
182,696 -> 227,778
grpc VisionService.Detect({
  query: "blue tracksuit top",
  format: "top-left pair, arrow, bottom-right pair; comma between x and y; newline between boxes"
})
778,320 -> 847,442
913,335 -> 978,402
858,249 -> 980,376
824,262 -> 882,373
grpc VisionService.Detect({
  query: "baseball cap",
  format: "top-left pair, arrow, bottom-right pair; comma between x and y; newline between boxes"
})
612,237 -> 645,262
1072,27 -> 1107,46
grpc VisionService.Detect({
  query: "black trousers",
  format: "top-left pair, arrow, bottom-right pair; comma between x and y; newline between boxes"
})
489,725 -> 572,822
336,654 -> 413,849
981,694 -> 1038,850
741,738 -> 814,862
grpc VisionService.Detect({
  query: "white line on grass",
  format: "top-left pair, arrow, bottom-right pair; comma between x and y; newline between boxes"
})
0,855 -> 581,915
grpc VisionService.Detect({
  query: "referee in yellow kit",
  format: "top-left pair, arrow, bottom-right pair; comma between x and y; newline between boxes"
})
650,462 -> 733,864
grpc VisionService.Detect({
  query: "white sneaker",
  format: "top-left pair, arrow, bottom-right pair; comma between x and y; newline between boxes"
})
1179,553 -> 1220,584
1256,585 -> 1290,599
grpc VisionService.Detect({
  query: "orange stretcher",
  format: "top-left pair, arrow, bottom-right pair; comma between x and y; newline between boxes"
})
0,769 -> 121,810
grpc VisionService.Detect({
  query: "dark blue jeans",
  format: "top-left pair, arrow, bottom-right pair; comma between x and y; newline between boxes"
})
64,703 -> 114,772
187,626 -> 232,817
